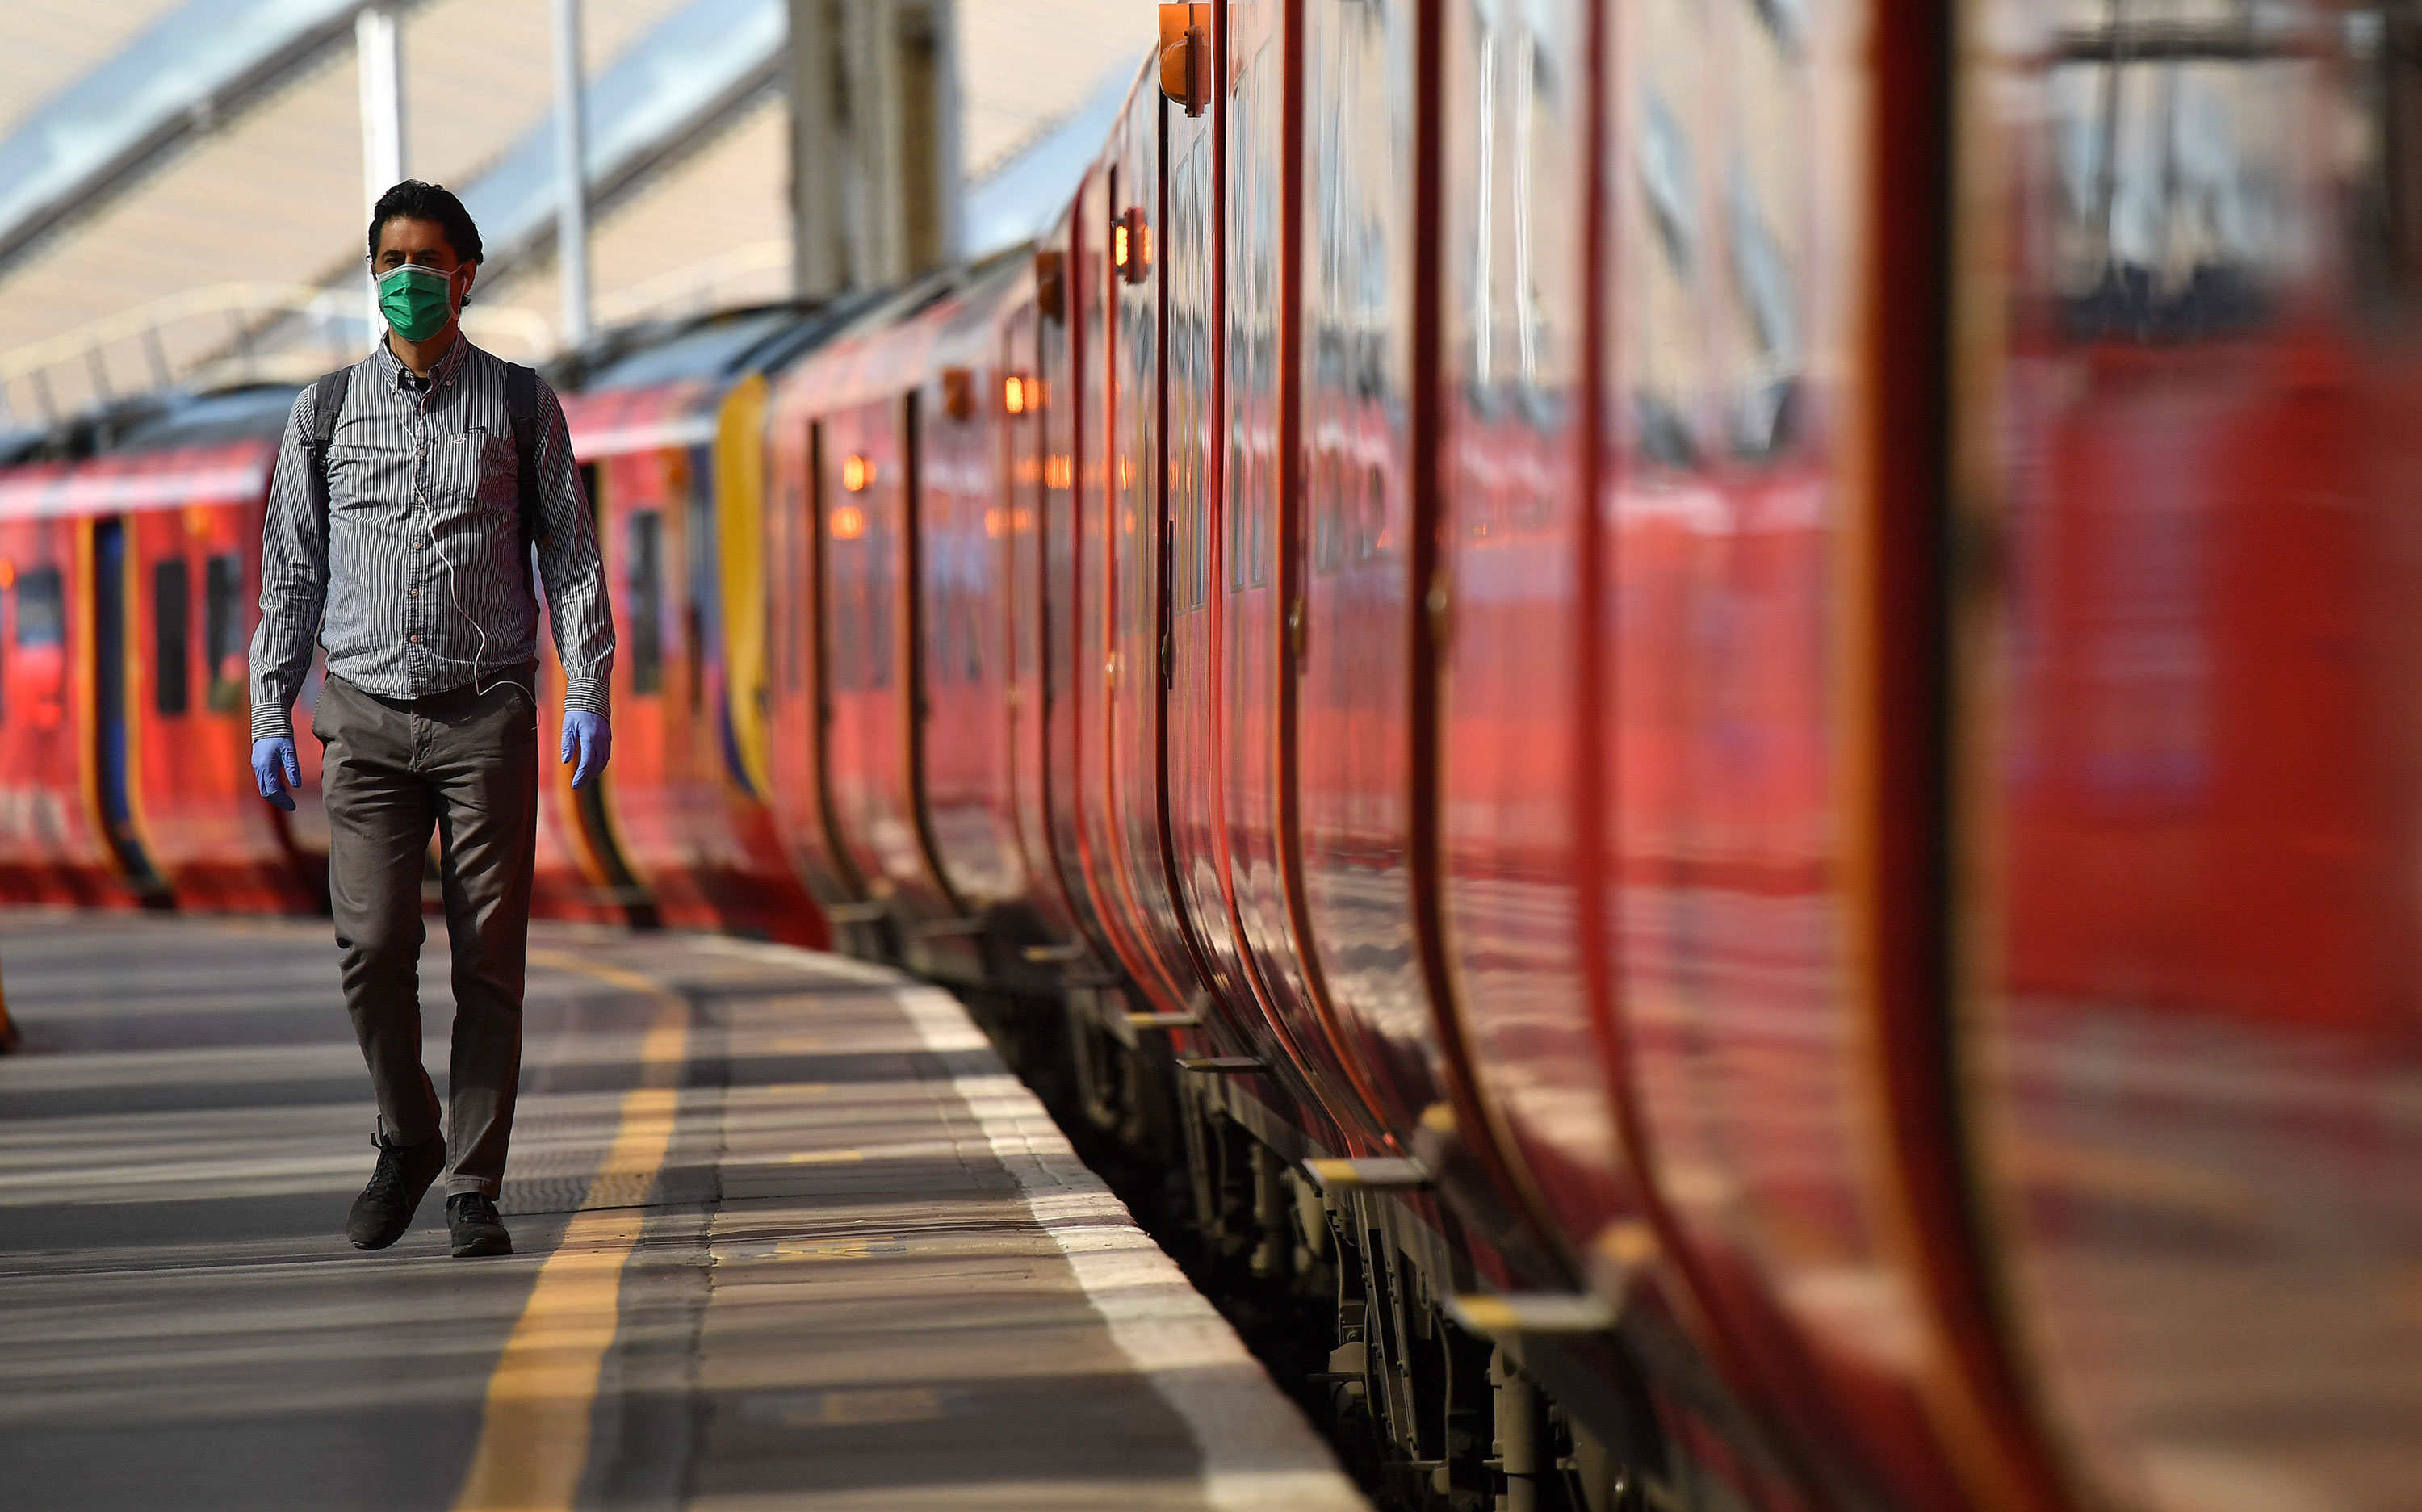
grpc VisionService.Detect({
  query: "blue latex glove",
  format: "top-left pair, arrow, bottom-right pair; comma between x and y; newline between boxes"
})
561,710 -> 611,789
252,737 -> 300,812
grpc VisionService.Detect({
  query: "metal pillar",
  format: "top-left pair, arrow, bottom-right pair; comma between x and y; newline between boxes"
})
789,0 -> 850,300
788,0 -> 960,298
552,0 -> 593,349
357,4 -> 406,344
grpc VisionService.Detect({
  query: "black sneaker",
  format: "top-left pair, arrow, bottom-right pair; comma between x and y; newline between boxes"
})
346,1133 -> 446,1250
447,1192 -> 513,1258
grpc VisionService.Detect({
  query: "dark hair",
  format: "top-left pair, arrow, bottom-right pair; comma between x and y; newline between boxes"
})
367,180 -> 484,266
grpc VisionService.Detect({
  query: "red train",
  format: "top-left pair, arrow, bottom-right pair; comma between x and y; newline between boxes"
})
2,2 -> 2416,1510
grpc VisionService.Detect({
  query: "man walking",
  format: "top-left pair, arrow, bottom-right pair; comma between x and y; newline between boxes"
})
249,181 -> 615,1259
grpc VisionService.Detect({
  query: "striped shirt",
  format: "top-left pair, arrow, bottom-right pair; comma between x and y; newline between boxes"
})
249,335 -> 614,743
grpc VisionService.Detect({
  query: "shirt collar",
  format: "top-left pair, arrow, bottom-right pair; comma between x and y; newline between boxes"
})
374,330 -> 471,394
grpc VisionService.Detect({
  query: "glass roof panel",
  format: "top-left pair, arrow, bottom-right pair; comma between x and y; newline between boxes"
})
0,0 -> 367,267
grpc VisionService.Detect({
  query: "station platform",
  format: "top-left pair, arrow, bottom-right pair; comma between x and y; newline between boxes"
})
0,915 -> 1366,1512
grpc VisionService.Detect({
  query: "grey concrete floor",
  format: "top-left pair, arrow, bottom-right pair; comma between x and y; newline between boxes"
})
0,914 -> 1364,1512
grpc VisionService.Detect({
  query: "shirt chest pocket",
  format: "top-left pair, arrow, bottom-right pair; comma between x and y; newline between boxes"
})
456,429 -> 522,509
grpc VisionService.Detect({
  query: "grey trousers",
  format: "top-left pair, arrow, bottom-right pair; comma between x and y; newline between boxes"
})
314,671 -> 538,1197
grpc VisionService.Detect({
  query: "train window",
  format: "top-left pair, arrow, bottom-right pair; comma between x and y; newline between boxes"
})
2050,36 -> 2293,341
1358,462 -> 1387,561
204,554 -> 244,712
867,495 -> 895,691
779,475 -> 803,694
1313,448 -> 1343,575
16,567 -> 63,647
154,559 -> 191,717
686,602 -> 704,714
627,512 -> 664,697
929,494 -> 956,687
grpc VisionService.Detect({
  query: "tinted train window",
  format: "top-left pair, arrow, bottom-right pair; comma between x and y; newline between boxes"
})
627,512 -> 664,696
205,554 -> 244,711
154,559 -> 191,716
17,567 -> 63,647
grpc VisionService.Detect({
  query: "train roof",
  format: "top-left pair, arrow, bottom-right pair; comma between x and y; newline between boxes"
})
570,296 -> 875,393
107,384 -> 302,454
769,251 -> 1031,420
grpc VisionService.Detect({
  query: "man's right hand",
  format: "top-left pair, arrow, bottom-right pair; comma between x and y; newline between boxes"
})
252,737 -> 300,812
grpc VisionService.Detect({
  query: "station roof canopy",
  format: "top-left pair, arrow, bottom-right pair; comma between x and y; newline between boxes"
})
0,0 -> 402,273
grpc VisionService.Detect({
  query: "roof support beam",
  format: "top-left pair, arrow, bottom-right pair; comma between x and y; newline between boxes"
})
356,3 -> 405,337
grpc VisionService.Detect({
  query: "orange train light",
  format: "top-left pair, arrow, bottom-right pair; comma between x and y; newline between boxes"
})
841,454 -> 874,492
1114,207 -> 1150,284
830,505 -> 867,541
1004,375 -> 1029,415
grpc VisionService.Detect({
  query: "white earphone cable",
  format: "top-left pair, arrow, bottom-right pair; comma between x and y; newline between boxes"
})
413,395 -> 535,706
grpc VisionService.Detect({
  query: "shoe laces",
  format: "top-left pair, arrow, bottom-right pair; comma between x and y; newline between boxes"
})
362,1137 -> 413,1203
451,1192 -> 499,1223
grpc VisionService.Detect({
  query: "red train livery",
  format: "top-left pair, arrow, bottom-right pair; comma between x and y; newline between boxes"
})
1,3 -> 2415,1510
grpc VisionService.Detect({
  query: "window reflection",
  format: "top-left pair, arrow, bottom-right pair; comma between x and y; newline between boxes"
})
1622,0 -> 1810,471
2048,2 -> 2305,339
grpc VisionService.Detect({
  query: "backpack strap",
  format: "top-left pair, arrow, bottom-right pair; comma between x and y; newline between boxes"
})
504,362 -> 546,579
300,366 -> 352,524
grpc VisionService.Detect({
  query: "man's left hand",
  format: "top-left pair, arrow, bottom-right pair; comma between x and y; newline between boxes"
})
561,711 -> 611,789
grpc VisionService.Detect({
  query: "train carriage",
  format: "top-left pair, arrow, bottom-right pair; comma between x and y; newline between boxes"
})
553,310 -> 836,946
0,392 -> 328,914
0,466 -> 132,907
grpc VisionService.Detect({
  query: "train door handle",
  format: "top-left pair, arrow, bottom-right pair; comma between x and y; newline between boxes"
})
1287,595 -> 1307,668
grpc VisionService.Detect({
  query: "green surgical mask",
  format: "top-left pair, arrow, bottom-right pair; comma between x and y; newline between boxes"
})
377,263 -> 458,342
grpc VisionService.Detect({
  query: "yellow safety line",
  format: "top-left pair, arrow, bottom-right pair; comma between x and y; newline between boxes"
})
452,953 -> 689,1512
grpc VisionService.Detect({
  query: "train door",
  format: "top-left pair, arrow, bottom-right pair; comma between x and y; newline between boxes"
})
915,295 -> 1032,926
1104,86 -> 1210,1016
1076,147 -> 1192,1017
1293,0 -> 1452,1149
1953,4 -> 2422,1510
590,422 -> 700,926
819,393 -> 957,928
0,488 -> 115,907
1163,20 -> 1323,1131
91,514 -> 162,900
1037,205 -> 1124,972
530,451 -> 647,924
1224,0 -> 1391,1151
761,404 -> 867,933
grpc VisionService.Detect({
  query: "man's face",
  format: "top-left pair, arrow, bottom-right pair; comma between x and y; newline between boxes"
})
371,216 -> 476,311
